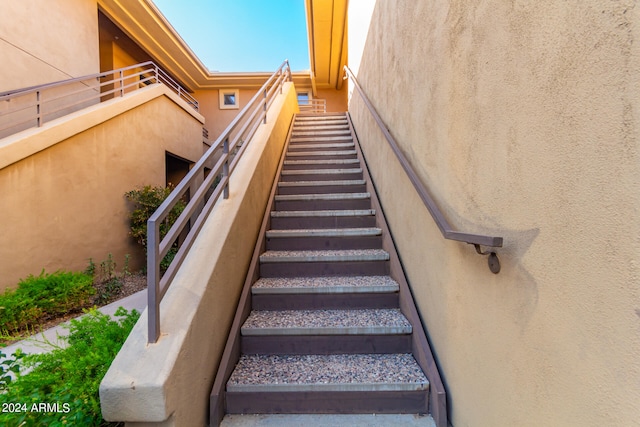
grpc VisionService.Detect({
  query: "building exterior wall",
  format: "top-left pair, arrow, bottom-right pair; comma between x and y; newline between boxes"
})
0,86 -> 204,290
0,0 -> 100,92
347,1 -> 640,426
195,88 -> 260,139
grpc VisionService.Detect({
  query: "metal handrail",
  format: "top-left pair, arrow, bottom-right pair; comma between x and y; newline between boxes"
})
0,61 -> 198,138
146,60 -> 292,343
343,65 -> 503,273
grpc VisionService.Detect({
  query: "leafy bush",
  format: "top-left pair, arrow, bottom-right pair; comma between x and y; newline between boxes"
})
0,307 -> 140,426
125,185 -> 185,270
0,271 -> 94,337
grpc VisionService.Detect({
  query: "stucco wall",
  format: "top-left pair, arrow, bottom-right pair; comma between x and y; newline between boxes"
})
100,82 -> 298,426
348,1 -> 640,426
0,85 -> 204,290
0,0 -> 100,92
195,88 -> 260,140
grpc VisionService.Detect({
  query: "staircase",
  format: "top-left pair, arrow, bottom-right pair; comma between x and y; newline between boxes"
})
211,113 -> 445,426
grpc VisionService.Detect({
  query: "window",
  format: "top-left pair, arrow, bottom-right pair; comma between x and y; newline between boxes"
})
297,91 -> 310,105
219,89 -> 239,109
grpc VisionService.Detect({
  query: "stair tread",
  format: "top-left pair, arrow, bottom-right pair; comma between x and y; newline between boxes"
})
252,276 -> 399,294
286,150 -> 357,157
278,180 -> 365,187
242,309 -> 411,336
259,249 -> 389,263
291,130 -> 351,137
281,168 -> 361,176
288,143 -> 354,149
291,135 -> 353,142
274,192 -> 369,201
271,209 -> 375,218
266,227 -> 381,238
284,159 -> 360,165
227,354 -> 428,392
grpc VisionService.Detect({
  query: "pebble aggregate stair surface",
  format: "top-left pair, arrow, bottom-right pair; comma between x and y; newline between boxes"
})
224,113 -> 430,415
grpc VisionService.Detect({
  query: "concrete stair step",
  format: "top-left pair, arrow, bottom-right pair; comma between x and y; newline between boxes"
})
266,227 -> 381,238
270,209 -> 377,230
259,249 -> 389,263
285,150 -> 357,158
277,180 -> 366,195
290,135 -> 353,143
252,276 -> 399,294
265,227 -> 383,251
280,168 -> 363,182
288,142 -> 354,151
250,276 -> 399,311
274,192 -> 371,211
283,159 -> 360,169
291,129 -> 351,137
291,124 -> 350,132
227,353 -> 428,393
296,114 -> 347,123
259,249 -> 390,278
241,308 -> 411,336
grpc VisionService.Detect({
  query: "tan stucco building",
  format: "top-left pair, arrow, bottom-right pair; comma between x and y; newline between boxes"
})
1,1 -> 639,426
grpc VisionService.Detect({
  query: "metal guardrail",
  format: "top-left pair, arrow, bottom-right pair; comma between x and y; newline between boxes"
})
299,98 -> 327,113
343,65 -> 503,273
0,61 -> 198,138
146,60 -> 292,343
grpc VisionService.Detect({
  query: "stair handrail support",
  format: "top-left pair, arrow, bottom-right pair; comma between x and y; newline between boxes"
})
343,65 -> 503,273
147,60 -> 292,343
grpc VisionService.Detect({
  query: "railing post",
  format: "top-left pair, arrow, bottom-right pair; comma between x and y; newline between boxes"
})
119,70 -> 125,97
263,88 -> 268,124
147,219 -> 161,343
36,91 -> 41,127
223,138 -> 230,199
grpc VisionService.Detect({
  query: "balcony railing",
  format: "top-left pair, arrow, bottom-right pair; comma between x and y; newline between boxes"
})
343,65 -> 503,273
146,60 -> 292,343
298,98 -> 327,114
0,61 -> 198,138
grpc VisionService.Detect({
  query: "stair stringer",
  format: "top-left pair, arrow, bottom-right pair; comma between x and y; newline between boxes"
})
345,113 -> 449,427
209,115 -> 296,427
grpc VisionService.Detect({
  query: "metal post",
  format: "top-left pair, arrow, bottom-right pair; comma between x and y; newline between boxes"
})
223,138 -> 229,199
119,70 -> 125,97
36,91 -> 41,127
147,220 -> 160,343
263,88 -> 267,124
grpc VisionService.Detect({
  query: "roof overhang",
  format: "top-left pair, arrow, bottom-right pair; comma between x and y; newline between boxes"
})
97,0 -> 313,90
305,0 -> 348,94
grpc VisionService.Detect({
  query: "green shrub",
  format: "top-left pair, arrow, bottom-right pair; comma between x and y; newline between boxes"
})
0,271 -> 94,337
125,185 -> 185,270
0,307 -> 140,426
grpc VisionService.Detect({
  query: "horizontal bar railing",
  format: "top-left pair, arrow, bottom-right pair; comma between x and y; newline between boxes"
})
299,98 -> 327,113
0,61 -> 198,138
343,65 -> 503,273
146,60 -> 292,343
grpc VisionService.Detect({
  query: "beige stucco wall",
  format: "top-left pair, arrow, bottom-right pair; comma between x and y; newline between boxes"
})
0,84 -> 204,289
348,1 -> 640,426
0,0 -> 100,92
195,88 -> 260,139
100,82 -> 298,426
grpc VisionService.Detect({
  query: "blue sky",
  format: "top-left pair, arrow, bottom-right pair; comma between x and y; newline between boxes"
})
152,0 -> 310,72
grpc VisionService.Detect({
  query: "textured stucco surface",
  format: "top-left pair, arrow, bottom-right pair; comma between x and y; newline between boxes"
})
100,83 -> 298,426
0,85 -> 204,289
348,1 -> 640,426
0,0 -> 99,92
